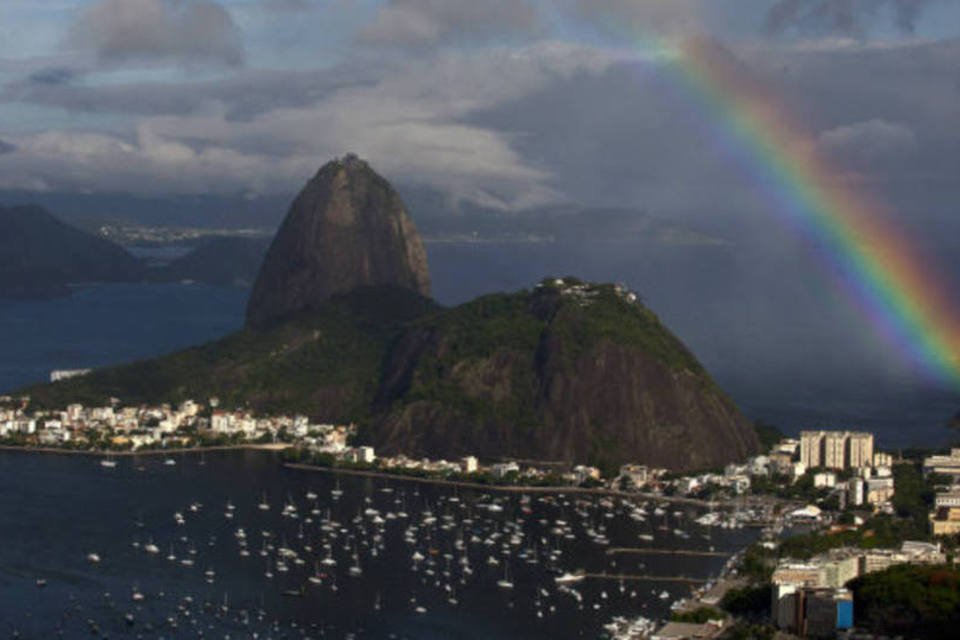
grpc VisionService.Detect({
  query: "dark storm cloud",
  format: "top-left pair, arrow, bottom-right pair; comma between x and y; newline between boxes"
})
766,0 -> 936,36
71,0 -> 245,67
2,3 -> 958,218
27,67 -> 77,86
0,139 -> 17,155
466,35 -> 960,217
5,64 -> 381,120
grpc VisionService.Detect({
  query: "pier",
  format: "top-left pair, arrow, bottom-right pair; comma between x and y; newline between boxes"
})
605,547 -> 728,558
582,572 -> 707,584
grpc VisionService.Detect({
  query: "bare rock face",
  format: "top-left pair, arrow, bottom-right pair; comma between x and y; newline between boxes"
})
246,155 -> 431,329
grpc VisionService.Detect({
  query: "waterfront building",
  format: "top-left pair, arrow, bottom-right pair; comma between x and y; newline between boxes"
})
730,475 -> 751,494
66,404 -> 84,422
619,463 -> 649,487
491,462 -> 520,479
572,465 -> 600,485
211,411 -> 231,433
461,456 -> 478,473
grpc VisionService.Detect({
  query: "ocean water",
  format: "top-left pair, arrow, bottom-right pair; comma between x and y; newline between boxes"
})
0,240 -> 958,447
0,450 -> 752,638
0,283 -> 247,394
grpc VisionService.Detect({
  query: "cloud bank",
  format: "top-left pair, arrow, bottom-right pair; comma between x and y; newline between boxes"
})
70,0 -> 244,66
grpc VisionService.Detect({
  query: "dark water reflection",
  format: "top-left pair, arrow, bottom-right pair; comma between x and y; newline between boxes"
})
0,450 -> 754,638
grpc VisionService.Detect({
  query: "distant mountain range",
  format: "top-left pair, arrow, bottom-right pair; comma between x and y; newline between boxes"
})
148,236 -> 271,288
0,205 -> 146,298
0,206 -> 271,298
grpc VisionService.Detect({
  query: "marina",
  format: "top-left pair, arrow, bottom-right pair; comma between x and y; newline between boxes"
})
0,449 -> 756,638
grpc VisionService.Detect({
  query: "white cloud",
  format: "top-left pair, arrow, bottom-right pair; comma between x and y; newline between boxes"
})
818,119 -> 918,170
70,0 -> 244,67
0,43 -> 621,208
562,0 -> 706,38
765,0 -> 937,36
358,0 -> 542,47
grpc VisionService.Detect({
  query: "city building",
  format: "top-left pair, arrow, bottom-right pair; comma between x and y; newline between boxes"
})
813,472 -> 836,488
572,465 -> 601,485
800,430 -> 875,471
619,464 -> 649,487
651,621 -> 722,639
49,369 -> 92,382
803,589 -> 854,638
847,477 -> 864,507
774,438 -> 800,456
930,506 -> 960,536
490,462 -> 520,479
824,432 -> 847,470
847,432 -> 874,469
768,451 -> 794,476
934,487 -> 960,508
923,448 -> 960,478
773,542 -> 942,634
866,476 -> 895,505
800,431 -> 824,468
461,456 -> 478,474
873,452 -> 893,467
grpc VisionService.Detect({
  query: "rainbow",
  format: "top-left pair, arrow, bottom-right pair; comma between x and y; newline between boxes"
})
640,36 -> 960,387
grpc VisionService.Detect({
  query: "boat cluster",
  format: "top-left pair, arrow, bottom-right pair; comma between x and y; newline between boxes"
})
20,464 -> 748,638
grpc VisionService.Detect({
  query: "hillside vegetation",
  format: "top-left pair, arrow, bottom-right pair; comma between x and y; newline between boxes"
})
24,279 -> 758,471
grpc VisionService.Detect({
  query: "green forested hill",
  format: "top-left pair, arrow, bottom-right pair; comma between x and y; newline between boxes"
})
23,279 -> 759,471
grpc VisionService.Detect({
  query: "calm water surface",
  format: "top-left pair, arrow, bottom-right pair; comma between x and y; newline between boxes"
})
0,450 -> 753,638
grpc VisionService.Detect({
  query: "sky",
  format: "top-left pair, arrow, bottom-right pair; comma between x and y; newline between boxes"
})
0,0 -> 957,216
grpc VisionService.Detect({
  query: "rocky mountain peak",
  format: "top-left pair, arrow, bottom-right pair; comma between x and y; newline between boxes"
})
246,156 -> 431,329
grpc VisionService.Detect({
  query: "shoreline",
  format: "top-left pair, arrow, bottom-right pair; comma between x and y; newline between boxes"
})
0,444 -> 748,510
282,462 -> 726,507
0,443 -> 291,458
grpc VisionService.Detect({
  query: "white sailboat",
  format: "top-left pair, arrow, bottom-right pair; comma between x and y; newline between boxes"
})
497,564 -> 514,589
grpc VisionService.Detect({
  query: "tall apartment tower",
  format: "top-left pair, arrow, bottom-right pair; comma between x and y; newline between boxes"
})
800,431 -> 824,468
799,430 -> 875,471
824,432 -> 848,470
847,432 -> 874,469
